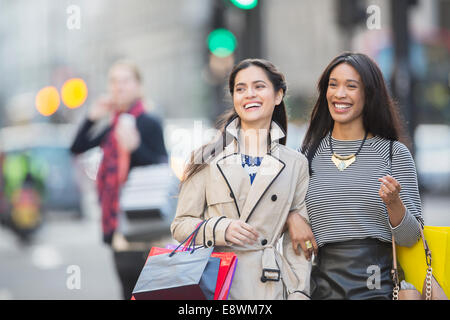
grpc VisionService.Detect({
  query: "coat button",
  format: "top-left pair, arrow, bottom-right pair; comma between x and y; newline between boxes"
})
271,194 -> 277,201
207,240 -> 213,247
261,239 -> 268,246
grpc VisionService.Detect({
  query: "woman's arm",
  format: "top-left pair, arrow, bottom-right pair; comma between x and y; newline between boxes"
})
285,155 -> 318,260
283,155 -> 313,299
71,96 -> 115,155
379,141 -> 424,247
170,167 -> 233,247
70,118 -> 110,154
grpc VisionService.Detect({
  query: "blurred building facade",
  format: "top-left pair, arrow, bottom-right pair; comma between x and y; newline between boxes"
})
0,0 -> 212,126
0,0 -> 448,126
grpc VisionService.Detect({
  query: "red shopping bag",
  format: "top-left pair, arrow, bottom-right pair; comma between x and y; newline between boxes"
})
212,252 -> 237,300
217,255 -> 237,300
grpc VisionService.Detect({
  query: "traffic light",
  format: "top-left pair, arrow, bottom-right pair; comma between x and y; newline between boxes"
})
230,0 -> 258,10
336,0 -> 366,30
207,28 -> 237,58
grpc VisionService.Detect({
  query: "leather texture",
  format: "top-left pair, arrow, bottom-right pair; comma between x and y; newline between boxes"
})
311,238 -> 393,300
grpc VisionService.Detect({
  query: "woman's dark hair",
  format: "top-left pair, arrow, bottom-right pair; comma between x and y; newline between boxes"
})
181,58 -> 288,183
301,52 -> 407,173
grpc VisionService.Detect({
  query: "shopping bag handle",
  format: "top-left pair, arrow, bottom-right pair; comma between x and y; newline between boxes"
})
182,222 -> 202,252
188,218 -> 213,253
169,220 -> 207,257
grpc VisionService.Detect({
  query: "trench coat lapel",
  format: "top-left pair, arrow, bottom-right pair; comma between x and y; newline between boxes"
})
240,153 -> 285,223
214,117 -> 286,221
215,142 -> 250,218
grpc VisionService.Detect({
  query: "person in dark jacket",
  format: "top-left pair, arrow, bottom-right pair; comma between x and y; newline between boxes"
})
70,59 -> 168,299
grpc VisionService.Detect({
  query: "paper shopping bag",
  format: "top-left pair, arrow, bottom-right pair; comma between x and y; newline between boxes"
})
132,246 -> 220,300
164,245 -> 238,300
212,252 -> 237,300
217,256 -> 237,300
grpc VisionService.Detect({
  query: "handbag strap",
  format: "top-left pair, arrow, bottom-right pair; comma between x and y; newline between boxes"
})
389,140 -> 432,299
392,229 -> 432,298
389,140 -> 400,287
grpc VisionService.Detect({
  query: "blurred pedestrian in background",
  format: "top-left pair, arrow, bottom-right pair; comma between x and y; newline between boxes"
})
70,59 -> 168,299
171,59 -> 312,300
287,52 -> 424,299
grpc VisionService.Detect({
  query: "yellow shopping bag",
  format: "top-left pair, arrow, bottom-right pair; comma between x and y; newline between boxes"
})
397,226 -> 450,297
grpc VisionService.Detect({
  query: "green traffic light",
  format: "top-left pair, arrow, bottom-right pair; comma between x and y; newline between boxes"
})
207,28 -> 237,58
230,0 -> 258,10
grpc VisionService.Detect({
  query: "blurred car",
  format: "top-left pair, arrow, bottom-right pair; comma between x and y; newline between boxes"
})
414,124 -> 450,194
29,145 -> 82,214
0,123 -> 83,218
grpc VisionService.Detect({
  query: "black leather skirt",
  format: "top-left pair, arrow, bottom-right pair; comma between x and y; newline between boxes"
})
310,238 -> 393,300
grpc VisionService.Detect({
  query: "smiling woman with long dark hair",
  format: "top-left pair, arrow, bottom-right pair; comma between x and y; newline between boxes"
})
285,52 -> 424,300
301,52 -> 407,165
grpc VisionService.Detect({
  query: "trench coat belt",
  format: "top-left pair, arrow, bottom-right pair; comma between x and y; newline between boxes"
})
234,245 -> 299,295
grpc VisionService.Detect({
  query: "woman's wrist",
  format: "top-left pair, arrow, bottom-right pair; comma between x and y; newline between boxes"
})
386,197 -> 406,227
287,211 -> 309,226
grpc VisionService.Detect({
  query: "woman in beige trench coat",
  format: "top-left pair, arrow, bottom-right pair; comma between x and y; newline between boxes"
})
171,59 -> 313,300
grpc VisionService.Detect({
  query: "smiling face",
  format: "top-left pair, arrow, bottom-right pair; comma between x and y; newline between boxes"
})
232,65 -> 283,131
326,63 -> 365,127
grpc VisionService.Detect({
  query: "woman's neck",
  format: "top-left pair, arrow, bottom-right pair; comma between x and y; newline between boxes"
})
117,98 -> 140,113
239,121 -> 271,156
332,122 -> 372,140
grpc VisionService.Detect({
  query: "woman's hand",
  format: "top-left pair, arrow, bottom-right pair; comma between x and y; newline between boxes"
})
225,220 -> 259,246
378,175 -> 406,227
115,114 -> 141,152
286,211 -> 318,261
378,175 -> 402,205
87,95 -> 114,121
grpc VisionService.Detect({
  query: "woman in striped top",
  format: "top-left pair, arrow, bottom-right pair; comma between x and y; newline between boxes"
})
285,52 -> 424,299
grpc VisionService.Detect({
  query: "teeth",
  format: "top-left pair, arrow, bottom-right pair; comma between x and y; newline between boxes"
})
335,104 -> 351,109
244,103 -> 262,109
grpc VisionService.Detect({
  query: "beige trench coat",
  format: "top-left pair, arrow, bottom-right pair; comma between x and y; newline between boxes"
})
171,118 -> 311,300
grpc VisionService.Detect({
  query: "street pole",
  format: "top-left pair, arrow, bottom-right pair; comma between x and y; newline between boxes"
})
391,0 -> 416,154
240,0 -> 263,59
210,0 -> 227,121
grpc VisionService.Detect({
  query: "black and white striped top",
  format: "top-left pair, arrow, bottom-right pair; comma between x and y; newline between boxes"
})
303,133 -> 424,248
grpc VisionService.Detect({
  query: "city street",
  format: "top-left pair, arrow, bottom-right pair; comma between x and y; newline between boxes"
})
0,0 -> 448,305
0,214 -> 121,300
0,192 -> 448,300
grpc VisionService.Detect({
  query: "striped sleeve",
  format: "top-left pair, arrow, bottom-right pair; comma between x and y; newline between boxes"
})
389,141 -> 424,247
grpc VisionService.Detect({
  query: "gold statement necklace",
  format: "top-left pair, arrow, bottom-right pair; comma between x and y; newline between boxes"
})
329,131 -> 368,171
